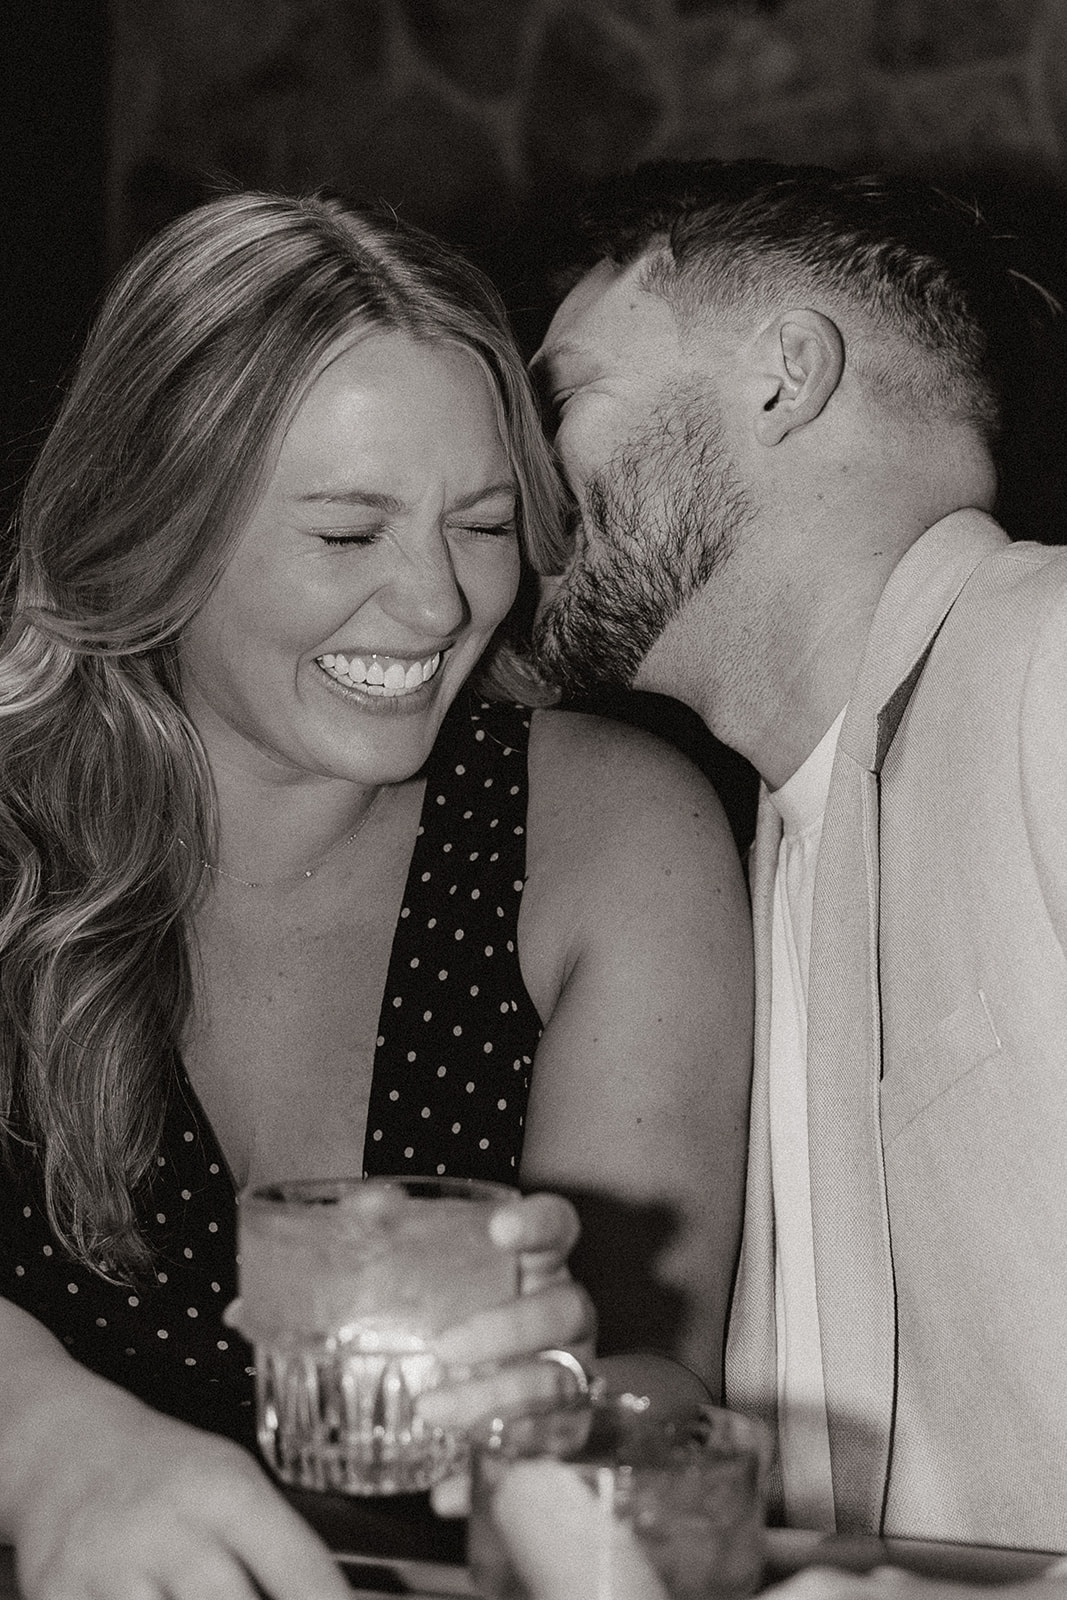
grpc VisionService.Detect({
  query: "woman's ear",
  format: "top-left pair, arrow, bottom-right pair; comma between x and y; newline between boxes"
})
753,309 -> 844,446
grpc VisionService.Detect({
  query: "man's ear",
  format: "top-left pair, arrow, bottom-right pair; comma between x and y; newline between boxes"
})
753,310 -> 844,445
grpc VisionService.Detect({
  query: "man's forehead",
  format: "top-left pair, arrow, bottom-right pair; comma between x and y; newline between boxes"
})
535,256 -> 674,372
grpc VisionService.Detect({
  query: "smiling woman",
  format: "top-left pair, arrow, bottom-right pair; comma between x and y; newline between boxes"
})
178,332 -> 523,804
0,192 -> 752,1600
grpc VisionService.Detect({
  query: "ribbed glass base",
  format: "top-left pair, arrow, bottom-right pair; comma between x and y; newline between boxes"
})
255,1339 -> 463,1495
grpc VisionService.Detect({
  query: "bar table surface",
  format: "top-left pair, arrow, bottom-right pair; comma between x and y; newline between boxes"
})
0,1499 -> 1061,1600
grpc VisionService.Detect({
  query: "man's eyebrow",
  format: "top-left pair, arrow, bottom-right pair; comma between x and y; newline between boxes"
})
537,332 -> 590,357
529,339 -> 589,383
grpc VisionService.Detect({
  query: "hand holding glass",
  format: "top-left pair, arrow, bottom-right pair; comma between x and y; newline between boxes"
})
227,1175 -> 523,1495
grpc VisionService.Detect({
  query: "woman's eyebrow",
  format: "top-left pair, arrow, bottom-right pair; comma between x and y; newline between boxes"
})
293,488 -> 405,512
291,483 -> 515,513
449,482 -> 517,512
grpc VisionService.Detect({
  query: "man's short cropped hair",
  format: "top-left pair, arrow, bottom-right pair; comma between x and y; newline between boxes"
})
565,158 -> 1060,450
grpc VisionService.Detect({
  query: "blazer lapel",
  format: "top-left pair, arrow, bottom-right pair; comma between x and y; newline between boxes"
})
805,510 -> 1007,1531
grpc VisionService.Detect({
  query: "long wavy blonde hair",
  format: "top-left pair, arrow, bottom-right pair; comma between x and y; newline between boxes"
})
0,191 -> 567,1280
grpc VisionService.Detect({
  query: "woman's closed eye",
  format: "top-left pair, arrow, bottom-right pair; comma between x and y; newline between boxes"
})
450,520 -> 518,542
318,530 -> 379,547
315,515 -> 517,548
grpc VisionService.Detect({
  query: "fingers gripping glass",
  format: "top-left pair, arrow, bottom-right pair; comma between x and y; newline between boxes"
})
226,1176 -> 590,1496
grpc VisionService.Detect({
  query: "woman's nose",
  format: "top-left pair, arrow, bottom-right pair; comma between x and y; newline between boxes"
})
380,536 -> 468,638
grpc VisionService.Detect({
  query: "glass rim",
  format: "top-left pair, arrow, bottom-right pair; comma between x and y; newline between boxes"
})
238,1173 -> 521,1207
471,1394 -> 773,1468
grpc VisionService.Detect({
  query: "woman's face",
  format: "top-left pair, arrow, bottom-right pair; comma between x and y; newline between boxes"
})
179,331 -> 521,788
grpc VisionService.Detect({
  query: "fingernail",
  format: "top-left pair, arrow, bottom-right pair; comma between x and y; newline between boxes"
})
489,1208 -> 524,1247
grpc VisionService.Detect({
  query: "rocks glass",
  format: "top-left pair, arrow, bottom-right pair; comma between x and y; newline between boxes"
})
228,1175 -> 519,1495
469,1391 -> 770,1600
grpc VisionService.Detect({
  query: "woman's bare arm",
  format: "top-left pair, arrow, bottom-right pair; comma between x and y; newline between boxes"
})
0,1296 -> 349,1600
518,709 -> 754,1396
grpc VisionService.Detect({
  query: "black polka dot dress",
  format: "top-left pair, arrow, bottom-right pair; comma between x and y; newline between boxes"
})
0,697 -> 543,1449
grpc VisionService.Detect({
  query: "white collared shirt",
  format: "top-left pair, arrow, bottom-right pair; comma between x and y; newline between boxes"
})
767,707 -> 846,1532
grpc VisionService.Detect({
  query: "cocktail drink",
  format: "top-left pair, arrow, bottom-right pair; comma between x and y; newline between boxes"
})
229,1175 -> 518,1494
469,1395 -> 769,1600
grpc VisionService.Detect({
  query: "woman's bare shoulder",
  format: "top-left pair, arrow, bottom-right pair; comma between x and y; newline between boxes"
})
519,706 -> 751,1027
526,705 -> 740,867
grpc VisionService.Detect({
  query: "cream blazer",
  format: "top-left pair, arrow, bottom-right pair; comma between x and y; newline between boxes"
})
726,511 -> 1067,1550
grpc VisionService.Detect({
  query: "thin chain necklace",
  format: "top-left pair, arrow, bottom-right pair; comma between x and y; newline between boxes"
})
181,786 -> 386,890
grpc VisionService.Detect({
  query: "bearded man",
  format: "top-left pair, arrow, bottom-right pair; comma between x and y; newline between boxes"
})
533,157 -> 1067,1586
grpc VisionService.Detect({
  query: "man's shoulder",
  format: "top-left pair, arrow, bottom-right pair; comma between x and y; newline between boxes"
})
939,536 -> 1067,658
969,533 -> 1067,592
884,535 -> 1067,866
883,535 -> 1067,738
891,514 -> 1067,604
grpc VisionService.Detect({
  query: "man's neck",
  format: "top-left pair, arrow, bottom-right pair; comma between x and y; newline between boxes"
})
635,522 -> 897,788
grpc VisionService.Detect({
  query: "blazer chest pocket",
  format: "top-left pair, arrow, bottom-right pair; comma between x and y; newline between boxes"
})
881,989 -> 1002,1147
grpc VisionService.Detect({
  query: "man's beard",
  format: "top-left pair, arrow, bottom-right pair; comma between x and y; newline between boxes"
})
533,391 -> 753,699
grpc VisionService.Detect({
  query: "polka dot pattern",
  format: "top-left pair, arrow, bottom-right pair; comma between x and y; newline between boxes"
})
0,1093 -> 252,1445
0,696 -> 542,1449
363,698 -> 540,1184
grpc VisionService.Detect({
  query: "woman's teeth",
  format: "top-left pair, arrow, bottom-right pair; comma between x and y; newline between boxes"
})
317,650 -> 442,696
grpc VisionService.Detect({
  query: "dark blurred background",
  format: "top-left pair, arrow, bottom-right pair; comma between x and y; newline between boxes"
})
5,0 -> 1067,843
